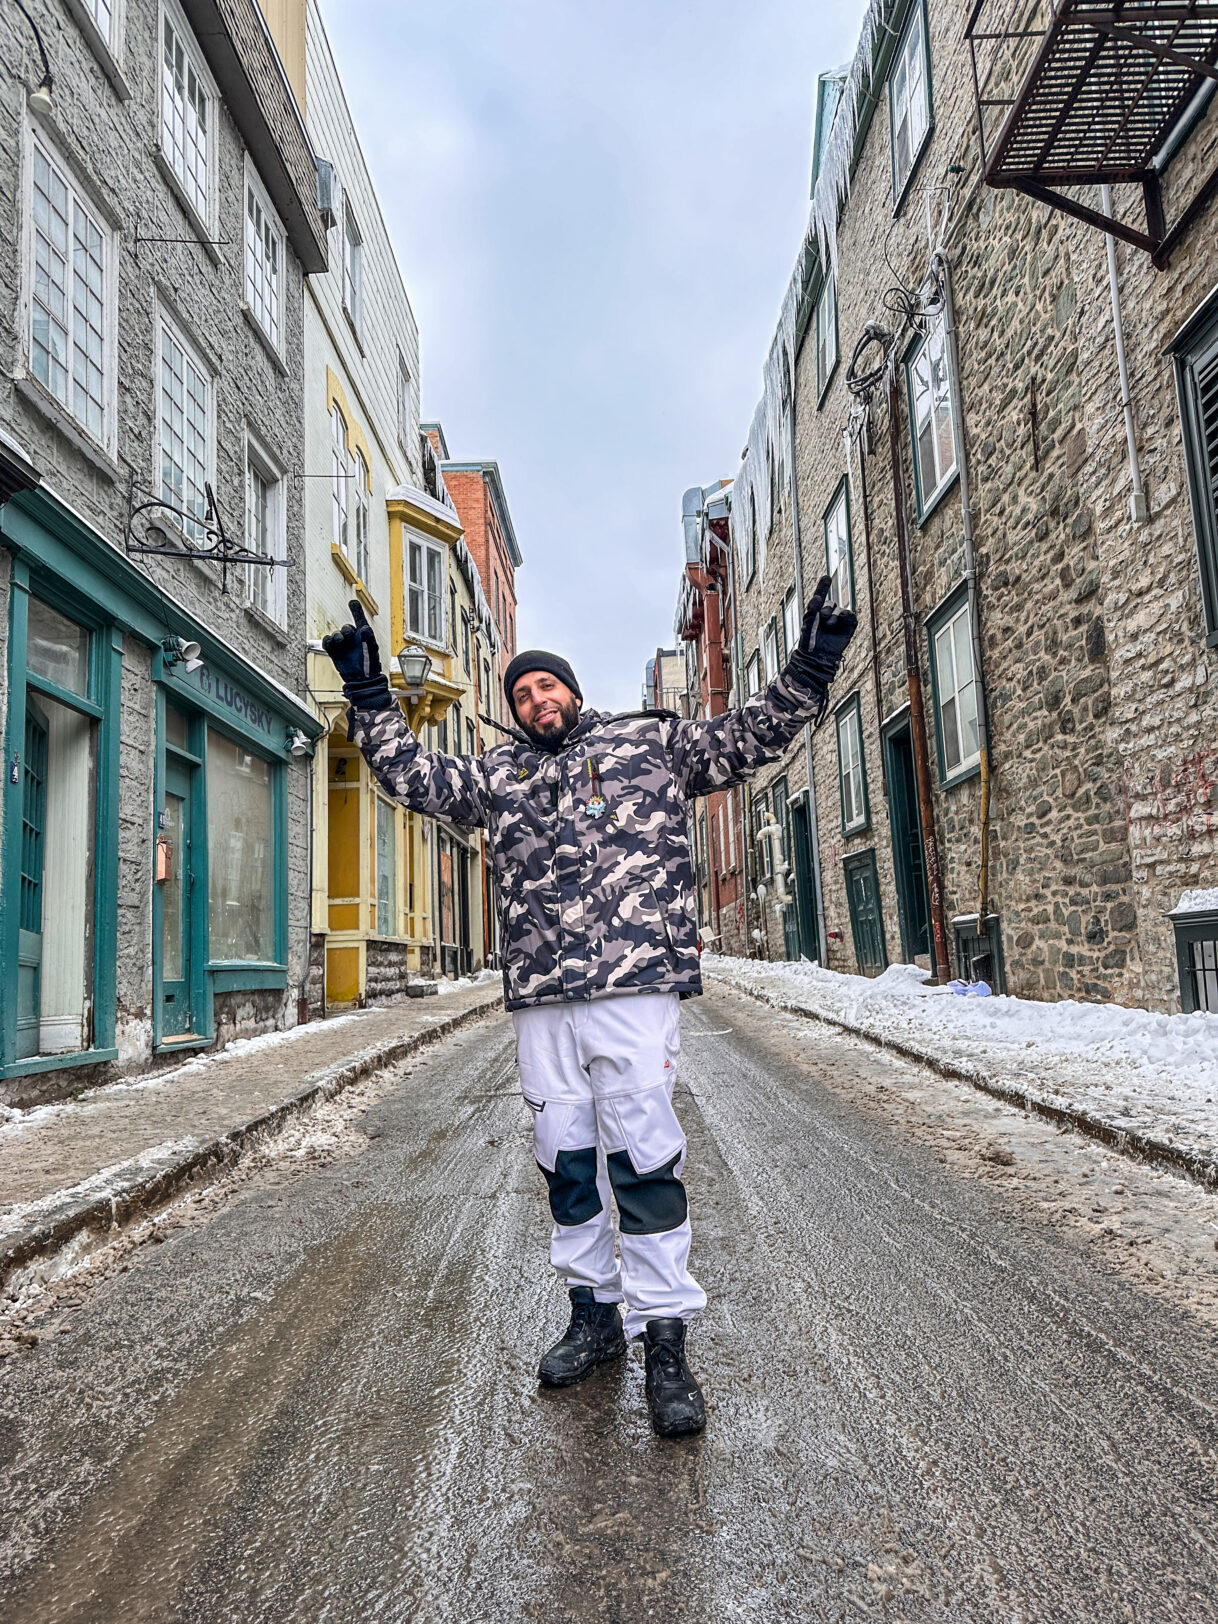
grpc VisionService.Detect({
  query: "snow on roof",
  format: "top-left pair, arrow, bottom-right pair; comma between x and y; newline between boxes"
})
1171,888 -> 1218,916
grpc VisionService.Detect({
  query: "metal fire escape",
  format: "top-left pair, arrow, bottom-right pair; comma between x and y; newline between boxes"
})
966,0 -> 1218,266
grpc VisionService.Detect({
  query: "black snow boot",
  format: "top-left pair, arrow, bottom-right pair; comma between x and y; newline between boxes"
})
642,1318 -> 706,1438
538,1287 -> 627,1388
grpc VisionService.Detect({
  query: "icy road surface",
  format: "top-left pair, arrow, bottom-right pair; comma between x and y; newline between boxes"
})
1,992 -> 1216,1623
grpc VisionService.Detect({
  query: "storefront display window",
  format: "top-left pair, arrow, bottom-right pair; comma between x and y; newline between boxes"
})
207,728 -> 272,961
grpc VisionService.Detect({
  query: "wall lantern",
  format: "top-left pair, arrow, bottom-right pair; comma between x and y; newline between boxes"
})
161,636 -> 204,674
396,643 -> 432,693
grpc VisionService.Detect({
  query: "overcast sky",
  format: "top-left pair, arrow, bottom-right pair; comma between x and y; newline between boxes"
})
321,0 -> 862,711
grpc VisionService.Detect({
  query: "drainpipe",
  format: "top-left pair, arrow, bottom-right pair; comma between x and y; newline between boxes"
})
933,250 -> 992,928
1099,186 -> 1149,525
720,499 -> 751,957
844,419 -> 886,796
787,392 -> 828,962
886,368 -> 950,982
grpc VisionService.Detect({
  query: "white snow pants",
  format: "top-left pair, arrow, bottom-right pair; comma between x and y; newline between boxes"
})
513,992 -> 706,1339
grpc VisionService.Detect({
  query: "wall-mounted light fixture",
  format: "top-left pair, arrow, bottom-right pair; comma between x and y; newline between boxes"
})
14,2 -> 54,116
285,728 -> 312,758
161,636 -> 204,674
396,643 -> 432,694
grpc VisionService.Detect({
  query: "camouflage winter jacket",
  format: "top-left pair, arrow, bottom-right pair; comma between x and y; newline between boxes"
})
349,669 -> 821,1011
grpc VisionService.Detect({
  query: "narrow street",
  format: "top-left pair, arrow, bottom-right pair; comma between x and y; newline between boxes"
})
1,991 -> 1216,1624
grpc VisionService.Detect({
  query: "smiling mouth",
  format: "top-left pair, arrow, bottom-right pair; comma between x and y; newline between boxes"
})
536,707 -> 560,727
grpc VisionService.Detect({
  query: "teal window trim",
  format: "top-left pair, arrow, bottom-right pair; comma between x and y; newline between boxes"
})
834,689 -> 870,834
889,0 -> 935,214
903,323 -> 960,524
200,714 -> 289,983
0,1047 -> 120,1082
823,477 -> 856,611
0,556 -> 120,1073
209,965 -> 288,992
1171,304 -> 1218,645
925,580 -> 982,789
815,272 -> 839,406
1173,910 -> 1218,1013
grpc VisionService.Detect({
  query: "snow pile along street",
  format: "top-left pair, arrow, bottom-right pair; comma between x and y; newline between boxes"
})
704,954 -> 1218,1174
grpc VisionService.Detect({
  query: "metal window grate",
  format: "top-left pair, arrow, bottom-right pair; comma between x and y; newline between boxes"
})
1188,936 -> 1218,1010
966,0 -> 1218,265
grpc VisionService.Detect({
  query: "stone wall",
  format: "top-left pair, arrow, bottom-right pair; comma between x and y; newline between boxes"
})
730,0 -> 1218,1011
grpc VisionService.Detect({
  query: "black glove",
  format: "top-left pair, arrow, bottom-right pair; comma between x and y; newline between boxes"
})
321,600 -> 395,710
785,574 -> 858,722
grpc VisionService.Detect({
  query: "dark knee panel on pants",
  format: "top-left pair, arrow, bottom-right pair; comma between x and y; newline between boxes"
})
539,1146 -> 602,1226
606,1151 -> 688,1234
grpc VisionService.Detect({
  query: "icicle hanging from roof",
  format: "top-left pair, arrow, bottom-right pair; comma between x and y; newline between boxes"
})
809,0 -> 889,277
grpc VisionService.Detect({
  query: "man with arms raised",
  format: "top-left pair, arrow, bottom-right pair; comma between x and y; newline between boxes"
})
323,578 -> 855,1437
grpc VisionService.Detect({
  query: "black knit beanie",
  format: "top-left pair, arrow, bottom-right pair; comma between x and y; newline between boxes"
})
503,649 -> 583,720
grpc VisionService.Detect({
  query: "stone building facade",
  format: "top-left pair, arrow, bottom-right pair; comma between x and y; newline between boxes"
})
693,0 -> 1218,1013
0,0 -> 326,1102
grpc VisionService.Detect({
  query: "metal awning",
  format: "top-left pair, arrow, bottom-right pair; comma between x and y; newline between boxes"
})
966,0 -> 1218,265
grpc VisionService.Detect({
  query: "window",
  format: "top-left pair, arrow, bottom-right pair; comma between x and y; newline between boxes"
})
376,799 -> 397,936
461,611 -> 472,674
1173,299 -> 1218,644
954,914 -> 1005,992
161,6 -> 211,221
762,620 -> 779,685
158,312 -> 211,542
83,0 -> 115,45
782,588 -> 800,664
408,537 -> 446,645
246,437 -> 285,625
244,166 -> 283,350
466,718 -> 477,756
727,796 -> 737,869
930,597 -> 981,780
816,274 -> 838,400
824,480 -> 853,610
397,353 -> 412,453
745,495 -> 758,584
836,697 -> 867,833
28,136 -> 110,447
890,0 -> 931,202
717,803 -> 726,875
208,730 -> 273,962
354,450 -> 370,585
746,650 -> 763,698
1176,919 -> 1218,1013
754,790 -> 772,878
449,583 -> 458,652
342,202 -> 362,333
436,714 -> 448,753
331,403 -> 349,558
906,310 -> 958,516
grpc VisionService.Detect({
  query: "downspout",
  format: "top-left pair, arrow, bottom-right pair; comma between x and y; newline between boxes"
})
721,499 -> 751,958
844,419 -> 886,796
787,390 -> 828,962
933,250 -> 991,927
1099,187 -> 1149,526
886,366 -> 950,981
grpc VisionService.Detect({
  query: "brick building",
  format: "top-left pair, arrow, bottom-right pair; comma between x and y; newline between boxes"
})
0,0 -> 325,1102
692,0 -> 1218,1013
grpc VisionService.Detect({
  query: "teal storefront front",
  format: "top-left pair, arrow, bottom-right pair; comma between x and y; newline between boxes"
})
0,487 -> 320,1089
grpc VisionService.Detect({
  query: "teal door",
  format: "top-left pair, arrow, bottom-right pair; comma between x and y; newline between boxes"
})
17,705 -> 49,1060
844,850 -> 887,977
788,798 -> 821,962
883,722 -> 933,969
160,757 -> 194,1037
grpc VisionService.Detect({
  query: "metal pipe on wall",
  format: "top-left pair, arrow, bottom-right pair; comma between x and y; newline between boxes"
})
787,385 -> 828,962
886,370 -> 950,981
932,250 -> 992,927
844,418 -> 887,797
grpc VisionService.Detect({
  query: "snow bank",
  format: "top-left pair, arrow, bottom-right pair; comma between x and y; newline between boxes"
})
705,955 -> 1218,1164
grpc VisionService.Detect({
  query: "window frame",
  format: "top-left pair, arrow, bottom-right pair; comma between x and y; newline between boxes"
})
888,0 -> 934,211
823,477 -> 855,611
23,124 -> 117,456
815,273 -> 839,404
753,788 -> 773,879
746,650 -> 763,699
342,199 -> 363,336
904,311 -> 959,522
155,303 -> 214,545
353,448 -> 371,586
158,0 -> 217,232
835,691 -> 870,835
762,618 -> 780,685
926,584 -> 982,788
243,157 -> 284,356
781,587 -> 800,664
244,427 -> 286,627
1174,910 -> 1218,1013
397,352 -> 413,455
1172,295 -> 1218,646
407,534 -> 448,650
331,402 -> 350,562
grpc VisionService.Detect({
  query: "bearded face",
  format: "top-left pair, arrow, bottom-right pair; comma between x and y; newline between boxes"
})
511,672 -> 582,749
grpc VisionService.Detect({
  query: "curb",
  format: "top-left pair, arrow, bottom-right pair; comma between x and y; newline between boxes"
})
710,975 -> 1218,1189
0,993 -> 504,1296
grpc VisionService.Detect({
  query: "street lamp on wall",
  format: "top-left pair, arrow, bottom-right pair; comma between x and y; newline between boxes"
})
14,2 -> 54,116
396,643 -> 432,695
